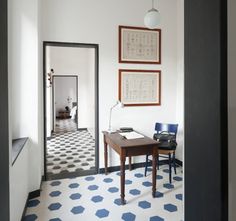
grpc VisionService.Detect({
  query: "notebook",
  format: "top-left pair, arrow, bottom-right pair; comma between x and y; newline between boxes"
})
119,131 -> 144,139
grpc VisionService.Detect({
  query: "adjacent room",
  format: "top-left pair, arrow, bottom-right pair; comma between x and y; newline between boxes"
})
45,45 -> 97,180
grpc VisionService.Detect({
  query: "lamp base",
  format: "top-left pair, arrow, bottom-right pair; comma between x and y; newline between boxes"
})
107,129 -> 117,133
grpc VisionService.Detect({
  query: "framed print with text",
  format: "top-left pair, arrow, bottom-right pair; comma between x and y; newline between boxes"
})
119,69 -> 161,106
119,26 -> 161,64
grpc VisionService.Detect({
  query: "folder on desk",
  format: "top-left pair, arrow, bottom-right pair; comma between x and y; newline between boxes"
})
119,131 -> 144,139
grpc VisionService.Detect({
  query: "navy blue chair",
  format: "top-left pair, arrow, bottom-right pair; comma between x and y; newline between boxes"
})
144,123 -> 178,183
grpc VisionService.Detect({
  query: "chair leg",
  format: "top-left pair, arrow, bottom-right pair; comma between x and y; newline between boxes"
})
144,155 -> 149,177
168,153 -> 172,184
157,154 -> 159,170
173,151 -> 177,175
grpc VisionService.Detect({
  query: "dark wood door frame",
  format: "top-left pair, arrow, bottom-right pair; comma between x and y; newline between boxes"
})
52,75 -> 78,131
0,0 -> 10,219
43,41 -> 99,180
184,0 -> 228,220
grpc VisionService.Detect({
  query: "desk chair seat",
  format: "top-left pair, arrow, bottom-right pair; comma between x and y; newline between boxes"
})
144,123 -> 178,184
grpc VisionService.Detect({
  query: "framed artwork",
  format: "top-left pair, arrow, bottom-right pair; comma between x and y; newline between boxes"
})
119,26 -> 161,64
119,69 -> 161,106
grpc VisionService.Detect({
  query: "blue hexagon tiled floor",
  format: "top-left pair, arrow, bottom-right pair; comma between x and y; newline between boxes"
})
24,167 -> 183,221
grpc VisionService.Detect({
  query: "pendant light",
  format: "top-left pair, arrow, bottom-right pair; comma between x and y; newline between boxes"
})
144,0 -> 160,29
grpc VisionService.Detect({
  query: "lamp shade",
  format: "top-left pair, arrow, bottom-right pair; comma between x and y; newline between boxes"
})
144,8 -> 160,29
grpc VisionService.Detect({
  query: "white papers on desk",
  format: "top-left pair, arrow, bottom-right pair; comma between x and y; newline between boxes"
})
119,131 -> 144,139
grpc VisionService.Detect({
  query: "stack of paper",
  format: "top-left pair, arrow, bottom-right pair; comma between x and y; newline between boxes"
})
119,131 -> 144,139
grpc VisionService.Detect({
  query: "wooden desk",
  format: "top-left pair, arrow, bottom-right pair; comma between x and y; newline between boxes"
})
102,131 -> 159,205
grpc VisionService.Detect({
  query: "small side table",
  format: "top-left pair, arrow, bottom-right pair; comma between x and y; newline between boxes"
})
58,111 -> 70,119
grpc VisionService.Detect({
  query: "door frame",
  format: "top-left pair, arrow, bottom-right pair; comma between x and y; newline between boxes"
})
184,0 -> 228,220
43,41 -> 99,180
52,75 -> 78,131
0,0 -> 9,219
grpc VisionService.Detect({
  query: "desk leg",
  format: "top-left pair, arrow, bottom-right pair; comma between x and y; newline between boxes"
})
152,148 -> 158,197
129,156 -> 132,171
120,152 -> 126,205
104,135 -> 108,175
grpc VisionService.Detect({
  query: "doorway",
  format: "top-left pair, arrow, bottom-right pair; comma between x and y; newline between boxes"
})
52,75 -> 78,133
43,42 -> 99,180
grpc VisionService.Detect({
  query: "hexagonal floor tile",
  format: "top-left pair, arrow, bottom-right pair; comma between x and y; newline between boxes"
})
163,183 -> 174,189
173,176 -> 183,181
122,212 -> 136,221
176,193 -> 183,201
103,178 -> 113,183
70,193 -> 82,200
142,181 -> 152,187
53,165 -> 61,170
85,176 -> 95,181
27,199 -> 40,208
116,172 -> 121,176
49,191 -> 61,197
138,200 -> 151,209
134,173 -> 144,178
150,216 -> 164,221
155,191 -> 164,198
156,175 -> 163,180
49,218 -> 62,221
88,185 -> 99,191
163,169 -> 170,173
48,203 -> 62,211
50,181 -> 61,186
24,214 -> 38,221
164,203 -> 178,212
108,187 -> 119,193
95,209 -> 109,218
69,183 -> 79,189
114,198 -> 126,206
129,189 -> 141,196
91,195 -> 104,203
81,163 -> 89,166
125,179 -> 132,185
71,206 -> 85,214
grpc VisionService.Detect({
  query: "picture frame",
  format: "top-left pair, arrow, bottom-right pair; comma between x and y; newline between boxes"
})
119,26 -> 161,64
119,69 -> 161,106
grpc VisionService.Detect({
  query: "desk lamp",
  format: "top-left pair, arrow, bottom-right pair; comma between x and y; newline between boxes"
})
108,100 -> 124,133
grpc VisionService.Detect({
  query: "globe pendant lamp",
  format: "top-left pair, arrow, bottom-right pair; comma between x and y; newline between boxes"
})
144,0 -> 160,29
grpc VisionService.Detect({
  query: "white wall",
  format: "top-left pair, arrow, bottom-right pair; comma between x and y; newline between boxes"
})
228,0 -> 236,219
46,50 -> 53,137
46,46 -> 95,135
87,49 -> 96,136
8,0 -> 43,219
42,0 -> 184,167
54,77 -> 77,116
10,141 -> 29,221
175,0 -> 184,161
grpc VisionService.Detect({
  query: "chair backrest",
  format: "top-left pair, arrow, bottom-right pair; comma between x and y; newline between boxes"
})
155,123 -> 178,136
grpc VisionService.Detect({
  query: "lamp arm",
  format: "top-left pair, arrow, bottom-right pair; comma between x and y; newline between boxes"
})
111,102 -> 119,109
108,102 -> 119,131
108,107 -> 113,131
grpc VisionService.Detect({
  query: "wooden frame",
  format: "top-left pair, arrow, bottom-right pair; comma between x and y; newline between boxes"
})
119,26 -> 161,64
119,69 -> 161,106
